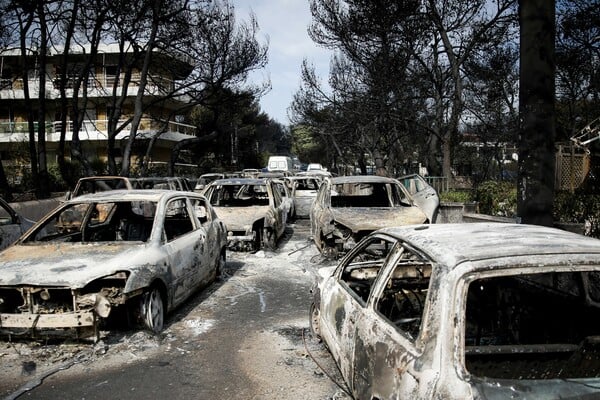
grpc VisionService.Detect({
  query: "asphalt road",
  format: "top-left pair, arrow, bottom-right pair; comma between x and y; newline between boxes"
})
0,220 -> 350,400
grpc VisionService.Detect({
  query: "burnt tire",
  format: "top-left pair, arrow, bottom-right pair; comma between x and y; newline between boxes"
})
138,287 -> 165,333
309,302 -> 322,341
262,227 -> 276,250
216,248 -> 226,278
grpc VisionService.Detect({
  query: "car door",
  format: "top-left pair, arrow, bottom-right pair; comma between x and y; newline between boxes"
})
398,175 -> 439,222
267,181 -> 287,236
320,235 -> 397,384
310,181 -> 329,241
0,200 -> 25,251
352,241 -> 434,399
162,197 -> 207,306
190,197 -> 223,278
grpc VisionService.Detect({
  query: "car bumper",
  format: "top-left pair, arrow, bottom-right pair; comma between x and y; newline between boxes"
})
0,311 -> 96,338
227,231 -> 257,251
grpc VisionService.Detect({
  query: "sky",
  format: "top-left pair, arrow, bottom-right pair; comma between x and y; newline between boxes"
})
232,1 -> 332,125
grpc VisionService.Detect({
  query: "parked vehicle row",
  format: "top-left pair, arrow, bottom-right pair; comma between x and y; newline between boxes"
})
2,169 -> 600,399
0,172 -> 439,340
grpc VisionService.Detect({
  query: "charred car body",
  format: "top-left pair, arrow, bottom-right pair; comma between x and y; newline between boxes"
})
0,190 -> 227,340
310,175 -> 431,256
202,178 -> 287,251
310,223 -> 600,399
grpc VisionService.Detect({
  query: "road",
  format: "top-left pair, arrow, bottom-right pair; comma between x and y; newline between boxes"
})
0,220 -> 350,400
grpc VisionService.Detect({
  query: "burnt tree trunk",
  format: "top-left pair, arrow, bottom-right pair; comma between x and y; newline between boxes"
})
517,0 -> 556,226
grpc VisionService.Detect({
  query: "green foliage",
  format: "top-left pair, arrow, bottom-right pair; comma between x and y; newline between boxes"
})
554,191 -> 600,237
48,164 -> 69,191
439,190 -> 473,203
474,180 -> 517,217
291,124 -> 327,164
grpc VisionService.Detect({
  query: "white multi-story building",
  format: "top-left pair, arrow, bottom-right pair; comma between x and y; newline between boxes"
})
0,44 -> 195,168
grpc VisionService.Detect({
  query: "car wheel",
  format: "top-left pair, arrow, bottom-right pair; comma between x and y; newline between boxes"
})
262,227 -> 276,250
139,287 -> 165,333
253,228 -> 262,251
309,302 -> 322,341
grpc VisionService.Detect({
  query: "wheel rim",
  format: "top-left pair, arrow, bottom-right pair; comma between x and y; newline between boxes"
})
145,289 -> 164,333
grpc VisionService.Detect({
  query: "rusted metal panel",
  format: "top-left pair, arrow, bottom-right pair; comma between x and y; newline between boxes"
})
0,311 -> 95,328
331,208 -> 427,232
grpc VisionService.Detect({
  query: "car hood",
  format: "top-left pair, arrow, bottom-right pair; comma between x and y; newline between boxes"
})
331,207 -> 427,232
215,206 -> 270,230
0,243 -> 157,288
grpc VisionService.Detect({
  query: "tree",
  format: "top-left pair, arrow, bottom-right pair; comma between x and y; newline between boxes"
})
413,0 -> 517,179
555,0 -> 600,140
292,0 -> 517,179
517,0 -> 556,226
165,1 -> 269,173
292,0 -> 426,176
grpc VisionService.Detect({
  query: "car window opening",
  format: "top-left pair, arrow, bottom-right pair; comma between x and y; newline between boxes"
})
465,271 -> 600,380
341,238 -> 396,303
210,184 -> 269,207
376,248 -> 432,341
28,201 -> 156,243
331,183 -> 391,208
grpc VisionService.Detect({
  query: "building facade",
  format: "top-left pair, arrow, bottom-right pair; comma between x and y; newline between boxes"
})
0,44 -> 196,172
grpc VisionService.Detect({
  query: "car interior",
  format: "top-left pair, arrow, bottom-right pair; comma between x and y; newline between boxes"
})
464,271 -> 600,379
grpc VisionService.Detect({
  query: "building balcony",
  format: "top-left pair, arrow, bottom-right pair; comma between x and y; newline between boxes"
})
0,118 -> 196,143
0,74 -> 186,101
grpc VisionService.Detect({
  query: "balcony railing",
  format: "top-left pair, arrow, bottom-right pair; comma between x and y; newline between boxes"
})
0,118 -> 196,140
1,73 -> 176,93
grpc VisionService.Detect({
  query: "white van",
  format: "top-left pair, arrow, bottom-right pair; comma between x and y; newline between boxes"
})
267,156 -> 294,172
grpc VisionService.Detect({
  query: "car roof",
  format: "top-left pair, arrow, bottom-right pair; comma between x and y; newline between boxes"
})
331,175 -> 398,184
211,178 -> 267,185
378,223 -> 600,268
77,175 -> 127,181
67,189 -> 201,203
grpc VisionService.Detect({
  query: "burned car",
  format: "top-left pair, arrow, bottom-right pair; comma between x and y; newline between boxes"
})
202,178 -> 287,251
398,173 -> 439,222
310,223 -> 600,399
285,176 -> 322,219
66,176 -> 134,200
272,178 -> 295,220
0,197 -> 34,251
310,175 -> 428,256
0,190 -> 227,340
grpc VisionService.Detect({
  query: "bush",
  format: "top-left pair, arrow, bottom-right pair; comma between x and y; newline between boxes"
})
474,180 -> 517,217
439,190 -> 473,203
554,191 -> 600,237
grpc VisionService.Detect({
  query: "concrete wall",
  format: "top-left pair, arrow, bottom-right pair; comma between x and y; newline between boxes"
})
437,202 -> 480,223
